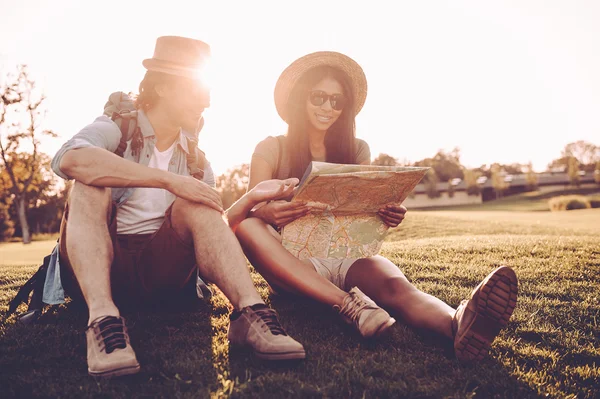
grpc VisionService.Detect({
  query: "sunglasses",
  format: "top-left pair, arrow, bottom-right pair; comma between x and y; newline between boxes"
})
308,90 -> 347,111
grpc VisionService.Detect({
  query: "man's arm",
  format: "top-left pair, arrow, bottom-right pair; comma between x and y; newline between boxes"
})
61,147 -> 223,212
60,147 -> 172,188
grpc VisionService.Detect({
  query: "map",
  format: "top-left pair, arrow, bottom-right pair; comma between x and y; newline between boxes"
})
281,162 -> 429,259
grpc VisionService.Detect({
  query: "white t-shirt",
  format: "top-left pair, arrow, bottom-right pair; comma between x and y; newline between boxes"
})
117,141 -> 177,234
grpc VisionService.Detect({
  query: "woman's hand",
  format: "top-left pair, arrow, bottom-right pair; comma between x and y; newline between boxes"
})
253,200 -> 310,228
378,204 -> 407,228
248,178 -> 299,204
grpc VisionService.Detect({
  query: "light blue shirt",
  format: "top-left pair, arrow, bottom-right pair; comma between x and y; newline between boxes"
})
43,110 -> 215,304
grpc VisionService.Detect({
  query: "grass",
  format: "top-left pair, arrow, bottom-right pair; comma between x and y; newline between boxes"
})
1,209 -> 599,398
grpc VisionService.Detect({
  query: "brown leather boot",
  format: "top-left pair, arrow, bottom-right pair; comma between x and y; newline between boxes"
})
228,304 -> 306,360
86,315 -> 140,377
452,266 -> 518,363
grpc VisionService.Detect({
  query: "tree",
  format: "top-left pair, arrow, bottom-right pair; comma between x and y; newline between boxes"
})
525,162 -> 538,191
490,164 -> 509,199
567,156 -> 580,187
547,156 -> 569,173
424,169 -> 441,199
463,168 -> 482,196
215,164 -> 249,210
0,200 -> 14,241
372,153 -> 398,166
562,140 -> 599,171
0,65 -> 56,244
414,148 -> 464,183
595,161 -> 600,185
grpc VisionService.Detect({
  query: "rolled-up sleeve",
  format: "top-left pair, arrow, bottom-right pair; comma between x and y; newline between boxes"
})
51,116 -> 122,180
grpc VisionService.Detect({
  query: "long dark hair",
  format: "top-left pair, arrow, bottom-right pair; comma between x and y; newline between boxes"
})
135,71 -> 177,111
285,66 -> 357,179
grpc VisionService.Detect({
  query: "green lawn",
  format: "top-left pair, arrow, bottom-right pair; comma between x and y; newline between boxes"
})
1,209 -> 599,398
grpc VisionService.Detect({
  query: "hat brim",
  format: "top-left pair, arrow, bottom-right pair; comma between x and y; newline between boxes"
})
274,51 -> 367,123
142,59 -> 201,80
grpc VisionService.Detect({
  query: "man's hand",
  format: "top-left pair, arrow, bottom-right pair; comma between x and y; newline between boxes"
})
167,175 -> 223,212
253,200 -> 310,228
378,204 -> 407,228
248,178 -> 299,204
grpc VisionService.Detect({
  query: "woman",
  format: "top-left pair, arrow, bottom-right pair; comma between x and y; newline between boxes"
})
236,52 -> 518,362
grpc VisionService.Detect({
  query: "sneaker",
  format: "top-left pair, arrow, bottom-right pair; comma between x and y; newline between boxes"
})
227,304 -> 306,360
452,266 -> 518,363
334,287 -> 396,338
86,315 -> 140,378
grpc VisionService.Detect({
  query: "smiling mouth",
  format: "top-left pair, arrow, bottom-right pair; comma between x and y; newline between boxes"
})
315,113 -> 332,123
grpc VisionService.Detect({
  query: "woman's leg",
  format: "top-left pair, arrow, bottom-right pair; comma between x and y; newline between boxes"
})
236,218 -> 396,338
235,218 -> 347,306
344,255 -> 455,339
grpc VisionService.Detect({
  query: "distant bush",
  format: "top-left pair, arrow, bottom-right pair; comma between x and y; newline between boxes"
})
589,196 -> 600,209
566,199 -> 590,210
548,195 -> 592,211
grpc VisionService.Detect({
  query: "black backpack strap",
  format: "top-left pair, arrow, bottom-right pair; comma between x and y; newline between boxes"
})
185,136 -> 206,181
274,135 -> 284,179
7,254 -> 51,323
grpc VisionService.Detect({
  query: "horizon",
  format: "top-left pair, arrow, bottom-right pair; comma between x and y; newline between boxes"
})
1,0 -> 599,176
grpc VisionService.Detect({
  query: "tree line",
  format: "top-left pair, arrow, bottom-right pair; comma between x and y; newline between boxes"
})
2,65 -> 599,243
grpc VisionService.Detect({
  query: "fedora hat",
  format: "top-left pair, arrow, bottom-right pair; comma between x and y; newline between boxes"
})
142,36 -> 211,79
274,51 -> 367,122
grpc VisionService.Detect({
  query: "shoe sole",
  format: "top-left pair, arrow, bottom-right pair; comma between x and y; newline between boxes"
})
455,266 -> 518,363
254,349 -> 307,361
372,317 -> 396,338
89,364 -> 141,378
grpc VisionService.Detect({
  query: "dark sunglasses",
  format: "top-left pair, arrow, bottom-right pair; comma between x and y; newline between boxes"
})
308,90 -> 347,111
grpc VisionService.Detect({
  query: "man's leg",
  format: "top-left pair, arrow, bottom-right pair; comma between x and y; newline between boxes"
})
167,198 -> 306,360
61,182 -> 118,324
169,198 -> 263,309
60,181 -> 139,377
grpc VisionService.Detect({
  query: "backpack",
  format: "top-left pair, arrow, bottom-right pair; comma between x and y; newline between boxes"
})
7,92 -> 211,323
104,92 -> 207,180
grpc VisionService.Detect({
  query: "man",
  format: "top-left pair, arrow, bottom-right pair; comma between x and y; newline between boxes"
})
47,36 -> 306,378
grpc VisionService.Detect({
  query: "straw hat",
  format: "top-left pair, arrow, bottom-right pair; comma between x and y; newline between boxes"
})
274,51 -> 367,122
142,36 -> 211,79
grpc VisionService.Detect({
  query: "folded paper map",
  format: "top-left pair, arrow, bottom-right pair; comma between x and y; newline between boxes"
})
281,162 -> 429,260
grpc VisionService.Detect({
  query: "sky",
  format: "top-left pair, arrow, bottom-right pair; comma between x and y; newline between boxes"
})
1,0 -> 599,175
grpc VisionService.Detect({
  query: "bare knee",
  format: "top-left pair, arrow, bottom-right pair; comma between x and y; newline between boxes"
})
378,276 -> 417,304
170,199 -> 227,239
68,181 -> 111,220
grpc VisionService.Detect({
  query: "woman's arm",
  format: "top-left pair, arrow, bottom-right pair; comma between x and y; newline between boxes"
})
225,178 -> 299,230
246,156 -> 309,227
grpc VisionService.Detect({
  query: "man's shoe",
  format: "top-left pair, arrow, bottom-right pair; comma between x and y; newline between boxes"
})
86,315 -> 140,377
452,266 -> 518,363
334,287 -> 396,338
228,304 -> 306,360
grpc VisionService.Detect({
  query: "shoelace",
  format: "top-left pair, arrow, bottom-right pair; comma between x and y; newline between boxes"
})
89,317 -> 128,354
254,308 -> 287,336
338,292 -> 370,326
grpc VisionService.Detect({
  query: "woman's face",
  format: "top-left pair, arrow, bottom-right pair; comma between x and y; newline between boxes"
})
305,76 -> 345,133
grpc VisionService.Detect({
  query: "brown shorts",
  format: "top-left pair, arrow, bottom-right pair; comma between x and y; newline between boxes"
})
59,201 -> 197,306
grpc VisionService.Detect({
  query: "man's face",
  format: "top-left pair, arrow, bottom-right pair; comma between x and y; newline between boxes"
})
158,75 -> 211,133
